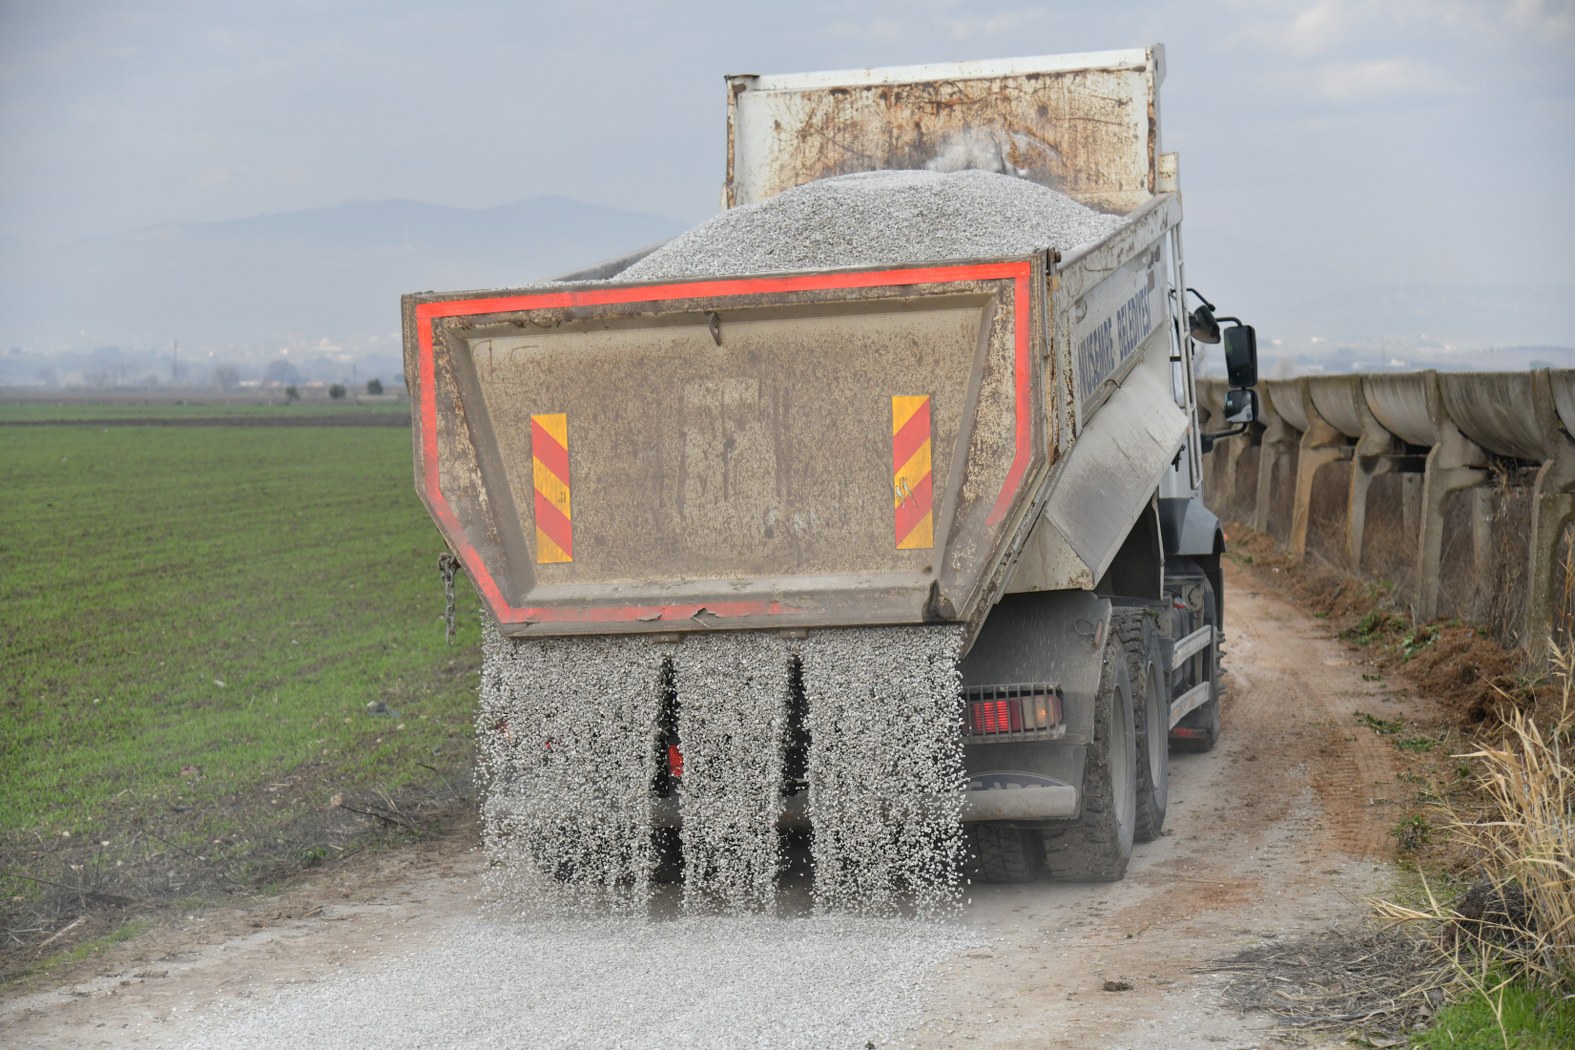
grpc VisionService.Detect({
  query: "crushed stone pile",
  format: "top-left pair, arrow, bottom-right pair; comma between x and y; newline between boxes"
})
620,168 -> 1127,281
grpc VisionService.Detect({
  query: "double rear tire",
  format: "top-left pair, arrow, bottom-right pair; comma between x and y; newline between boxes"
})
965,824 -> 1039,884
1042,629 -> 1136,882
1115,609 -> 1170,842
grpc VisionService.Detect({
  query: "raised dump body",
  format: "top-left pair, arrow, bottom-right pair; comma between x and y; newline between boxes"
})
406,46 -> 1253,898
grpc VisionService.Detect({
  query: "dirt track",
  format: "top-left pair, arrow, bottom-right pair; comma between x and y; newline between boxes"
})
1,559 -> 1428,1048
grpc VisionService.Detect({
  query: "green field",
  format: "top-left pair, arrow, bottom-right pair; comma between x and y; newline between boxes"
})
0,407 -> 481,945
0,400 -> 407,422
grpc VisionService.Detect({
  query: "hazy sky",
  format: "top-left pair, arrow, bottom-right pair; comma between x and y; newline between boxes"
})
2,0 -> 1572,311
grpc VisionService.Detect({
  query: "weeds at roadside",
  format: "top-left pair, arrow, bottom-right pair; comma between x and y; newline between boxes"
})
1357,711 -> 1406,735
1392,814 -> 1433,854
1403,625 -> 1438,660
1219,528 -> 1573,1045
1368,641 -> 1575,1047
1348,609 -> 1405,646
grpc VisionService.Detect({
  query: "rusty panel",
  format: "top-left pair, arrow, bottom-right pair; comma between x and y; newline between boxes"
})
404,261 -> 1050,639
727,49 -> 1160,214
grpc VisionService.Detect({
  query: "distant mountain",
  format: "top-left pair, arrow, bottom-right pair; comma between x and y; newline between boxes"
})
0,197 -> 687,350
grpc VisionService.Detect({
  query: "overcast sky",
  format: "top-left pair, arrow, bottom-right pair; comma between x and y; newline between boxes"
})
2,0 -> 1572,325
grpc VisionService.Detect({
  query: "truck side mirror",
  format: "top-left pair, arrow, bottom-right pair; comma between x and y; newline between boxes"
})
1223,387 -> 1257,426
1188,304 -> 1220,344
1223,325 -> 1257,389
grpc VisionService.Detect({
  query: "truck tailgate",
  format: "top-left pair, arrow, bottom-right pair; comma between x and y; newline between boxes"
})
404,259 -> 1052,638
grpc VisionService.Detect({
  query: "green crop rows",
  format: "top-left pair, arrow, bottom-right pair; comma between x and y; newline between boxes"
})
0,407 -> 481,909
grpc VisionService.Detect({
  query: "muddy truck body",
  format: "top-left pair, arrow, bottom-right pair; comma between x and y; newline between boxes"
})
403,46 -> 1259,883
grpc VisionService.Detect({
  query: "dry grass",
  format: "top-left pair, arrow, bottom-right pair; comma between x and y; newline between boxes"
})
1217,646 -> 1574,1044
1220,522 -> 1573,1043
1214,922 -> 1450,1035
1369,640 -> 1575,1042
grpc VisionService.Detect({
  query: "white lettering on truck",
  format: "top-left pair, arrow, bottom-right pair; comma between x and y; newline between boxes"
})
1077,285 -> 1154,403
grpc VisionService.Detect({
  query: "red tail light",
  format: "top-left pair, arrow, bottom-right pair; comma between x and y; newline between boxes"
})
971,699 -> 1023,734
964,685 -> 1063,737
666,743 -> 684,777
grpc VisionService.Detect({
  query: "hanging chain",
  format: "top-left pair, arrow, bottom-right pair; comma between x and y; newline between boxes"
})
437,552 -> 460,645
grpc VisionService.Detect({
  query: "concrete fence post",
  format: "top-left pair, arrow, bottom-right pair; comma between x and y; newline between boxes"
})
1253,383 -> 1300,537
1525,370 -> 1575,655
1413,418 -> 1488,621
1289,380 -> 1351,556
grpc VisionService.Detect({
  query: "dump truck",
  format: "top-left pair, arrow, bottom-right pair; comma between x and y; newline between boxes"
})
403,45 -> 1260,891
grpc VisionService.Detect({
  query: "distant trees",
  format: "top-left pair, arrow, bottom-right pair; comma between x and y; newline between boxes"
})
284,385 -> 300,402
329,383 -> 347,401
366,377 -> 383,396
264,358 -> 302,385
213,365 -> 241,390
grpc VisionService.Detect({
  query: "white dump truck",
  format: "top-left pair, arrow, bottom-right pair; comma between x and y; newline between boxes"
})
404,45 -> 1259,890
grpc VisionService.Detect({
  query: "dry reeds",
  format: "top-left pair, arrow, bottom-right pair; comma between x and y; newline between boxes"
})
1370,639 -> 1575,1040
1220,637 -> 1575,1043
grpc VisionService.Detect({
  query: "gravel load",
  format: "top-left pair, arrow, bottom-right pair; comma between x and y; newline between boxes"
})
477,627 -> 664,914
801,625 -> 967,918
179,913 -> 979,1050
620,169 -> 1127,281
673,632 -> 793,914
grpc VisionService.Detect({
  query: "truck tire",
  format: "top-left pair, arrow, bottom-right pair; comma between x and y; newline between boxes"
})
966,824 -> 1040,884
1041,631 -> 1136,881
1171,571 -> 1221,754
1115,610 -> 1169,842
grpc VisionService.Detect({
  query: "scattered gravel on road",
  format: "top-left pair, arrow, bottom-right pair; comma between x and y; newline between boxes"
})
620,169 -> 1127,281
179,913 -> 980,1050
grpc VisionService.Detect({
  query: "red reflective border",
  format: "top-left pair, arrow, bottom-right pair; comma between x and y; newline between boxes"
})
414,262 -> 1034,626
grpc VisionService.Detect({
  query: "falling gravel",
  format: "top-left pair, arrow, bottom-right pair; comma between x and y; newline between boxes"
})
620,169 -> 1127,281
802,625 -> 967,917
478,622 -> 967,916
673,632 -> 793,913
477,625 -> 663,914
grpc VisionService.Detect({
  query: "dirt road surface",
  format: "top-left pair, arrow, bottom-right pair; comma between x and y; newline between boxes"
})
2,561 -> 1424,1048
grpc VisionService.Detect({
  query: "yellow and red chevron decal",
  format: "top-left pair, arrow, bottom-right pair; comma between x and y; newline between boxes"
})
892,395 -> 934,550
531,413 -> 573,564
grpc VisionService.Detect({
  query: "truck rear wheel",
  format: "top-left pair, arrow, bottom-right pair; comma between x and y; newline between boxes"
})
965,824 -> 1040,884
1115,610 -> 1169,842
1041,631 -> 1136,881
1171,571 -> 1221,754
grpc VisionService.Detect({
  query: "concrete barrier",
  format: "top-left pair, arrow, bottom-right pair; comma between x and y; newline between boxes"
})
1201,369 -> 1575,655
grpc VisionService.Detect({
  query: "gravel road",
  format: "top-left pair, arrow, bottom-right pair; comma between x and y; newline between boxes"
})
2,559 -> 1424,1049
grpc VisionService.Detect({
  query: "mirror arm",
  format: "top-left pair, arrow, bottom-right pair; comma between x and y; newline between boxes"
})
1202,423 -> 1251,442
